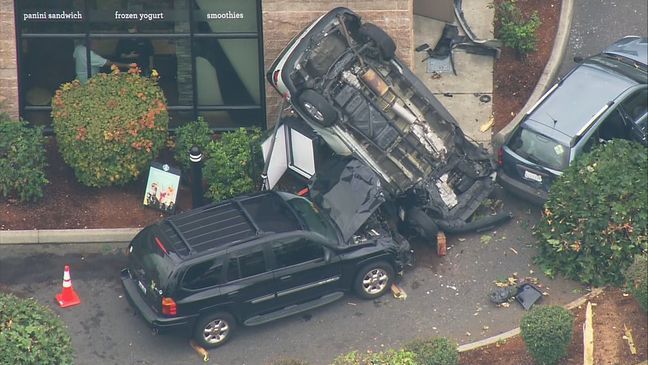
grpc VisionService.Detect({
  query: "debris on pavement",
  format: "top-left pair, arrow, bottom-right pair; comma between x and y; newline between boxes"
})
509,247 -> 518,255
623,324 -> 637,355
190,340 -> 209,362
479,116 -> 494,132
391,283 -> 407,300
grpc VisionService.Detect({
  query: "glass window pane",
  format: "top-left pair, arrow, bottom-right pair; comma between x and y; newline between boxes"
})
272,239 -> 323,268
238,250 -> 266,278
168,110 -> 195,129
194,38 -> 260,106
22,110 -> 52,128
183,259 -> 223,289
87,0 -> 189,34
21,38 -> 79,107
18,0 -> 84,33
199,109 -> 264,130
194,0 -> 258,33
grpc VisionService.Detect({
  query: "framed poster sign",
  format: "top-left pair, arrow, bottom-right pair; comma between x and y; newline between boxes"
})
143,162 -> 181,213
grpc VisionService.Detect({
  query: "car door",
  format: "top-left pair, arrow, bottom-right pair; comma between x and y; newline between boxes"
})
269,234 -> 342,308
218,244 -> 276,320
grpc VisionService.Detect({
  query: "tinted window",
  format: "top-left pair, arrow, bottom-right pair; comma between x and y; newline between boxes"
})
227,248 -> 266,281
508,128 -> 570,170
282,195 -> 338,242
183,259 -> 223,289
621,88 -> 648,122
272,239 -> 324,268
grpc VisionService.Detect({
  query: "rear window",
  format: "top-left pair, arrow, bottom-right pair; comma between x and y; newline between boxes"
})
508,128 -> 570,170
129,228 -> 175,289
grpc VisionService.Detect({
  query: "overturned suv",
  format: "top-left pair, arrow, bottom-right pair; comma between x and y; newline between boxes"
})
267,7 -> 510,239
121,159 -> 412,348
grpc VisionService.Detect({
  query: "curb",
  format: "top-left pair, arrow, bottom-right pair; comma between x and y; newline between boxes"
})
457,287 -> 604,353
0,228 -> 141,245
491,0 -> 575,152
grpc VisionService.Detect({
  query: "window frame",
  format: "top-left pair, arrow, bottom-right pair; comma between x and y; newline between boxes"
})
14,0 -> 266,132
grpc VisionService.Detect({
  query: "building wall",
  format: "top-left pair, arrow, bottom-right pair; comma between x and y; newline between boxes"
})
262,0 -> 414,124
0,1 -> 18,118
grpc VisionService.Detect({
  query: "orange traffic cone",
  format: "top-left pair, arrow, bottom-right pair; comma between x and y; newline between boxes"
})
55,265 -> 81,308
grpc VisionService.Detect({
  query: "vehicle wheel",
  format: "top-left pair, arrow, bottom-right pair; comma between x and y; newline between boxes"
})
193,312 -> 236,349
359,23 -> 396,60
354,261 -> 395,300
405,207 -> 439,241
298,90 -> 337,126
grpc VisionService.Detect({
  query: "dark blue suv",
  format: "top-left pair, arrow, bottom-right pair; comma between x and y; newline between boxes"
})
498,36 -> 647,204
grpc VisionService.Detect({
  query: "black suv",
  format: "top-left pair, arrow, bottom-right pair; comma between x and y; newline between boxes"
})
121,159 -> 412,348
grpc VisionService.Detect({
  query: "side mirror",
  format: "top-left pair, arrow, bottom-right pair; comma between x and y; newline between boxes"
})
573,56 -> 584,63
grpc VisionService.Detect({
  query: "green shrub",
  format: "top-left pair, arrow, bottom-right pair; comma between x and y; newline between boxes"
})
405,337 -> 459,365
0,115 -> 48,202
173,117 -> 213,171
520,306 -> 573,365
0,293 -> 73,365
332,349 -> 418,365
203,128 -> 262,202
52,66 -> 168,187
533,140 -> 648,286
625,253 -> 648,312
494,0 -> 541,56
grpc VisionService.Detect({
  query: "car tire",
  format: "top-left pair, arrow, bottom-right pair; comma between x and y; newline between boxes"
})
354,261 -> 395,300
405,207 -> 439,241
359,23 -> 396,60
298,89 -> 337,126
193,312 -> 236,349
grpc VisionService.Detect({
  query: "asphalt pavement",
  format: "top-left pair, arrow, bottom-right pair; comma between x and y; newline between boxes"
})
0,187 -> 586,365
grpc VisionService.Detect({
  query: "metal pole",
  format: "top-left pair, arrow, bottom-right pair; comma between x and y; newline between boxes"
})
189,145 -> 203,208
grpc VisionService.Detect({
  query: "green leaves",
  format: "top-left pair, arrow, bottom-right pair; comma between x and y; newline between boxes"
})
533,140 -> 648,286
203,128 -> 263,202
521,306 -> 573,365
494,0 -> 541,56
0,115 -> 48,202
0,293 -> 73,364
173,117 -> 213,172
51,69 -> 169,187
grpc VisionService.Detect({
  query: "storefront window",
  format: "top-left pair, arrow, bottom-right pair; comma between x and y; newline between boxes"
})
16,0 -> 265,131
193,0 -> 258,33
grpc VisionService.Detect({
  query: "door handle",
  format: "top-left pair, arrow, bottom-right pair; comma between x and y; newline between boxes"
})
279,275 -> 292,281
227,291 -> 239,296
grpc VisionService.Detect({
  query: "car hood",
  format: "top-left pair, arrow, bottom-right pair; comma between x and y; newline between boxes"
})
308,158 -> 386,243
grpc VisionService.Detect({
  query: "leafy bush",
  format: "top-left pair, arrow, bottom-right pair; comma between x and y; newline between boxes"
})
203,128 -> 262,202
494,0 -> 541,56
533,140 -> 648,286
405,337 -> 459,365
52,66 -> 168,187
0,115 -> 48,202
0,293 -> 73,364
332,349 -> 418,365
625,253 -> 648,312
173,117 -> 213,172
520,306 -> 573,365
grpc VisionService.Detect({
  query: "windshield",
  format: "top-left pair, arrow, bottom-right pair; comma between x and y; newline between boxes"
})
129,227 -> 175,290
508,128 -> 570,170
281,194 -> 339,243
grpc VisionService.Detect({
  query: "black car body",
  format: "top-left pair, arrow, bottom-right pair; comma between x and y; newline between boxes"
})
121,160 -> 412,348
266,7 -> 509,238
498,36 -> 647,204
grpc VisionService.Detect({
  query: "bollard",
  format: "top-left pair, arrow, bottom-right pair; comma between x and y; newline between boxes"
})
189,145 -> 203,208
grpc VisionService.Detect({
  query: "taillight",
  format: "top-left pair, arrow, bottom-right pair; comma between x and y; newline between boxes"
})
154,237 -> 168,255
161,297 -> 177,316
272,70 -> 280,86
497,146 -> 504,167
